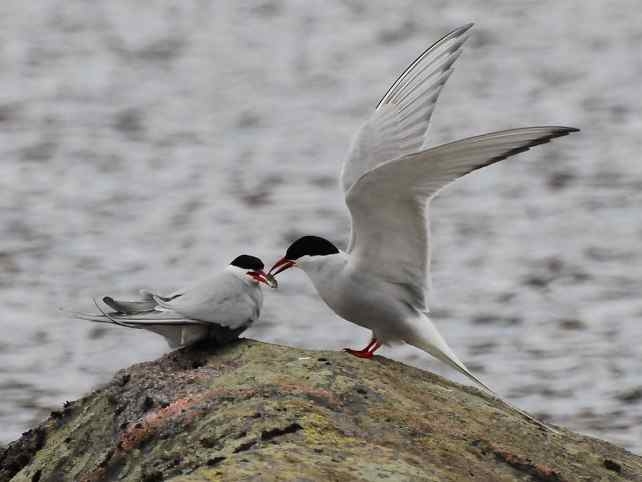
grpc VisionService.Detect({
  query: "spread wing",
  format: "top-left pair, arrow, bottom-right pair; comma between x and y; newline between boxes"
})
345,127 -> 579,310
340,23 -> 473,193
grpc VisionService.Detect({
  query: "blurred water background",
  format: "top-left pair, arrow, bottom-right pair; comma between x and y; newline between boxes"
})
1,0 -> 641,452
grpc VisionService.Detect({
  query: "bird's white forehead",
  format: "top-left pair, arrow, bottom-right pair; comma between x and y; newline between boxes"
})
295,254 -> 324,271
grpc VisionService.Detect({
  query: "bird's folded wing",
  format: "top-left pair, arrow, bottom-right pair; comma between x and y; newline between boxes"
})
73,310 -> 209,327
341,24 -> 473,193
153,274 -> 260,331
345,126 -> 579,309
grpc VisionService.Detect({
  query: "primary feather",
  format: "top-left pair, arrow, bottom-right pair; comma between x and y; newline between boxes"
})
341,23 -> 473,193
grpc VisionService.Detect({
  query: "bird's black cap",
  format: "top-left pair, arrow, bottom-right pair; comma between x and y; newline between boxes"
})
285,236 -> 339,260
231,255 -> 265,271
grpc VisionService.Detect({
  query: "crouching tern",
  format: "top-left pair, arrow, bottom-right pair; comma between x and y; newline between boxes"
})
269,24 -> 578,429
75,255 -> 277,349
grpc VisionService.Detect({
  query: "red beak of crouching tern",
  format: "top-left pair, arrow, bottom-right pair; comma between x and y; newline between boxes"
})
269,257 -> 296,277
248,270 -> 278,288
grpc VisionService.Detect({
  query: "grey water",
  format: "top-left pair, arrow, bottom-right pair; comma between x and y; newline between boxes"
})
1,0 -> 641,453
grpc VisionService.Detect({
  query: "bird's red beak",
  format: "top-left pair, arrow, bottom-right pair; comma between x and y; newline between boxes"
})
269,257 -> 295,277
248,270 -> 278,288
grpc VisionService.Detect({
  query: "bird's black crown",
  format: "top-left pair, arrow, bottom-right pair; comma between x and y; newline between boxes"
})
231,255 -> 264,271
285,236 -> 339,260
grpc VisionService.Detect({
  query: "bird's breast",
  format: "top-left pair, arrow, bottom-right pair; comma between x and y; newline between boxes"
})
310,269 -> 412,333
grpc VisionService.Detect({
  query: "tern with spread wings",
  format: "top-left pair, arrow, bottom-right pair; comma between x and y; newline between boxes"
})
269,24 -> 578,429
75,255 -> 277,349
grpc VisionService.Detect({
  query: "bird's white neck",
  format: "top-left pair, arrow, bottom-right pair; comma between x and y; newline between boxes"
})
296,251 -> 348,282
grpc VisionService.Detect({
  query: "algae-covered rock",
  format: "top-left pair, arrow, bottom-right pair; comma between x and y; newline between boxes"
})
2,339 -> 641,481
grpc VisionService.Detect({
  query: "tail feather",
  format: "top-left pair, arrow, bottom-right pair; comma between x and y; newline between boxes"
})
407,315 -> 557,433
72,311 -> 139,327
102,296 -> 156,314
74,310 -> 205,326
69,297 -> 210,349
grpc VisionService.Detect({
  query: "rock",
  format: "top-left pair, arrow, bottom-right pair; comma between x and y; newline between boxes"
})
2,339 -> 641,481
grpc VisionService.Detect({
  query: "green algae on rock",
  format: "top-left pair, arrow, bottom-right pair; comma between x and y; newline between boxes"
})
2,339 -> 641,481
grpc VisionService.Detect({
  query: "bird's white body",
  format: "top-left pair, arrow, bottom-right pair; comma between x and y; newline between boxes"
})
297,252 -> 466,372
274,24 -> 578,430
298,253 -> 421,342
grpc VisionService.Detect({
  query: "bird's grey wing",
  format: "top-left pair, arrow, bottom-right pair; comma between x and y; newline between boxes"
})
340,24 -> 473,194
346,127 -> 579,309
155,273 -> 261,331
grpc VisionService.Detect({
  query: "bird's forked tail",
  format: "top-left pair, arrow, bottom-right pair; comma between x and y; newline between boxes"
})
406,314 -> 557,433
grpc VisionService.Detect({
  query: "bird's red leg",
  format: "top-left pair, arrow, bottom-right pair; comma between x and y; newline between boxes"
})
344,338 -> 380,359
368,340 -> 382,355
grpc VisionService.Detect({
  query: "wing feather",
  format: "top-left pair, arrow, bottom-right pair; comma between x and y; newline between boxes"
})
73,310 -> 208,326
341,24 -> 473,193
345,127 -> 579,309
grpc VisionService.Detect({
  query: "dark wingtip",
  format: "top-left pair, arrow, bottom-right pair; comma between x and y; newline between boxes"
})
562,126 -> 580,133
550,126 -> 580,138
468,127 -> 581,175
448,23 -> 474,40
102,296 -> 120,312
377,23 -> 474,109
